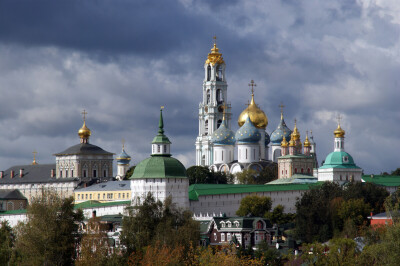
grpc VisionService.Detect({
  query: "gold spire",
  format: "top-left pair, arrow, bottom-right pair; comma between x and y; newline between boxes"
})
334,114 -> 345,138
238,80 -> 268,129
31,150 -> 38,165
304,131 -> 311,147
281,136 -> 288,147
205,36 -> 225,65
292,119 -> 300,140
78,109 -> 91,142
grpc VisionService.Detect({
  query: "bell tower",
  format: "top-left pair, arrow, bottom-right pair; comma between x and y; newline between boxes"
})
195,37 -> 232,166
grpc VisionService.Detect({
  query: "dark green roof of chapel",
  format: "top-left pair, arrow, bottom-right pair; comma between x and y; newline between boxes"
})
130,155 -> 187,179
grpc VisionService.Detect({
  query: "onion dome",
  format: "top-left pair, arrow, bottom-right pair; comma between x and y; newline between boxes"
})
265,132 -> 270,146
235,116 -> 261,143
292,120 -> 300,141
205,40 -> 225,66
281,136 -> 288,147
211,116 -> 235,145
238,91 -> 268,129
303,134 -> 311,147
334,124 -> 345,138
116,148 -> 131,165
319,151 -> 360,169
78,120 -> 91,140
131,156 -> 187,179
270,112 -> 292,144
289,133 -> 295,147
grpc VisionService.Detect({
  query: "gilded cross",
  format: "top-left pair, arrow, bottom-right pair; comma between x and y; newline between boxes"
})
122,138 -> 125,149
32,150 -> 38,165
248,80 -> 256,95
213,35 -> 217,45
245,100 -> 250,107
81,109 -> 88,121
161,105 -> 164,110
279,102 -> 285,114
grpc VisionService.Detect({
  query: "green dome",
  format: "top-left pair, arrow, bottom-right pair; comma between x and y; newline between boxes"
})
319,151 -> 360,169
130,155 -> 187,179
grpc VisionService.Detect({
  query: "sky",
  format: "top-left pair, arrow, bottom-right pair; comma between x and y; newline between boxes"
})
0,0 -> 399,174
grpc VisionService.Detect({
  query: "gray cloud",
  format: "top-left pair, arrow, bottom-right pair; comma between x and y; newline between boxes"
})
0,0 -> 399,175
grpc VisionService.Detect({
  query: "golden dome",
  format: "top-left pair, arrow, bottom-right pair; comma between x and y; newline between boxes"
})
78,120 -> 91,139
304,134 -> 311,147
238,93 -> 268,129
289,133 -> 295,147
292,120 -> 300,140
205,42 -> 225,66
281,136 -> 288,147
334,124 -> 345,138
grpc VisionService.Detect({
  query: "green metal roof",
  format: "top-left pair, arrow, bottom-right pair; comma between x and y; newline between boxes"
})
362,175 -> 400,187
319,151 -> 360,169
131,155 -> 187,179
267,174 -> 318,185
279,154 -> 312,159
74,200 -> 131,209
0,209 -> 27,215
188,183 -> 319,201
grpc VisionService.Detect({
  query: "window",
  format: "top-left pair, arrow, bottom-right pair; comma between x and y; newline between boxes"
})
222,151 -> 224,161
78,194 -> 80,200
66,170 -> 68,177
93,170 -> 97,178
118,193 -> 121,199
104,170 -> 107,177
205,120 -> 209,135
97,194 -> 100,200
246,149 -> 248,159
122,193 -> 125,199
307,168 -> 311,173
206,90 -> 210,104
217,119 -> 222,128
164,145 -> 167,153
157,145 -> 160,152
295,168 -> 297,173
19,202 -> 24,209
71,170 -> 74,177
207,65 -> 211,81
227,233 -> 231,241
90,194 -> 92,200
253,149 -> 255,159
301,168 -> 304,173
85,194 -> 88,200
214,233 -> 217,241
59,170 -> 62,178
221,233 -> 225,242
256,221 -> 263,229
83,170 -> 87,178
227,221 -> 231,228
103,193 -> 105,199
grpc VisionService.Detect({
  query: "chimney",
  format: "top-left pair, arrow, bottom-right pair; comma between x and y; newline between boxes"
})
51,169 -> 55,178
19,169 -> 24,178
0,171 -> 3,178
10,170 -> 14,178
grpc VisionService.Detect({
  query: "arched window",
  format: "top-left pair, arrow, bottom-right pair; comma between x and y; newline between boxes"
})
301,168 -> 304,173
205,120 -> 209,135
206,90 -> 210,104
295,168 -> 297,173
207,65 -> 211,81
246,149 -> 248,159
216,66 -> 222,81
222,151 -> 224,161
307,168 -> 311,174
216,89 -> 223,103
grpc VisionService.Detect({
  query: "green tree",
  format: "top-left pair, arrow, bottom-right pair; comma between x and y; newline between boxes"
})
124,165 -> 136,179
265,205 -> 295,225
236,194 -> 272,217
295,182 -> 343,243
338,198 -> 371,229
343,182 -> 388,213
187,166 -> 232,185
11,189 -> 83,266
235,165 -> 278,185
391,168 -> 400,176
0,221 -> 14,265
121,193 -> 199,258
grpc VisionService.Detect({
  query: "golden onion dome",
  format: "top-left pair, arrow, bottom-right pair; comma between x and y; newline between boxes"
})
292,120 -> 300,140
238,93 -> 268,129
288,133 -> 296,147
205,43 -> 225,66
281,136 -> 288,147
334,124 -> 345,138
304,134 -> 311,147
78,121 -> 91,139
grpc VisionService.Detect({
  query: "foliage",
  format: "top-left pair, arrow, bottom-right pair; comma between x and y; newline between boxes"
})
0,221 -> 14,265
128,242 -> 184,266
121,193 -> 199,258
187,166 -> 233,185
124,165 -> 136,179
75,216 -> 109,266
295,181 -> 388,243
11,189 -> 83,266
384,188 -> 400,224
236,194 -> 272,217
235,164 -> 278,185
299,238 -> 360,265
391,168 -> 400,176
265,205 -> 295,225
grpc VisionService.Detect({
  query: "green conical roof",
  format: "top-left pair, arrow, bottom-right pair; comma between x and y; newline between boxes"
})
152,108 -> 171,144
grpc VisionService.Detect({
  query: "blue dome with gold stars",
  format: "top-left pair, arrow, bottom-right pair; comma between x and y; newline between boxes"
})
265,132 -> 270,146
235,116 -> 261,143
116,148 -> 131,165
211,119 -> 235,145
270,115 -> 292,145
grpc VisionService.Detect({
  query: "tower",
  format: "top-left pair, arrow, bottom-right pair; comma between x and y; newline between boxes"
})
270,104 -> 292,162
196,37 -> 231,166
116,140 -> 131,180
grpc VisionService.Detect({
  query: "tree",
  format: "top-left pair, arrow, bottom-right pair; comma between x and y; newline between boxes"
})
236,194 -> 272,217
343,182 -> 388,213
391,168 -> 400,176
11,189 -> 83,265
338,198 -> 371,229
121,193 -> 199,258
235,165 -> 278,185
0,221 -> 14,265
265,205 -> 295,225
187,166 -> 232,185
124,166 -> 136,179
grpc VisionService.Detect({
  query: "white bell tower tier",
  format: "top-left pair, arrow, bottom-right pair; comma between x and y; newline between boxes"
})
196,37 -> 231,166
